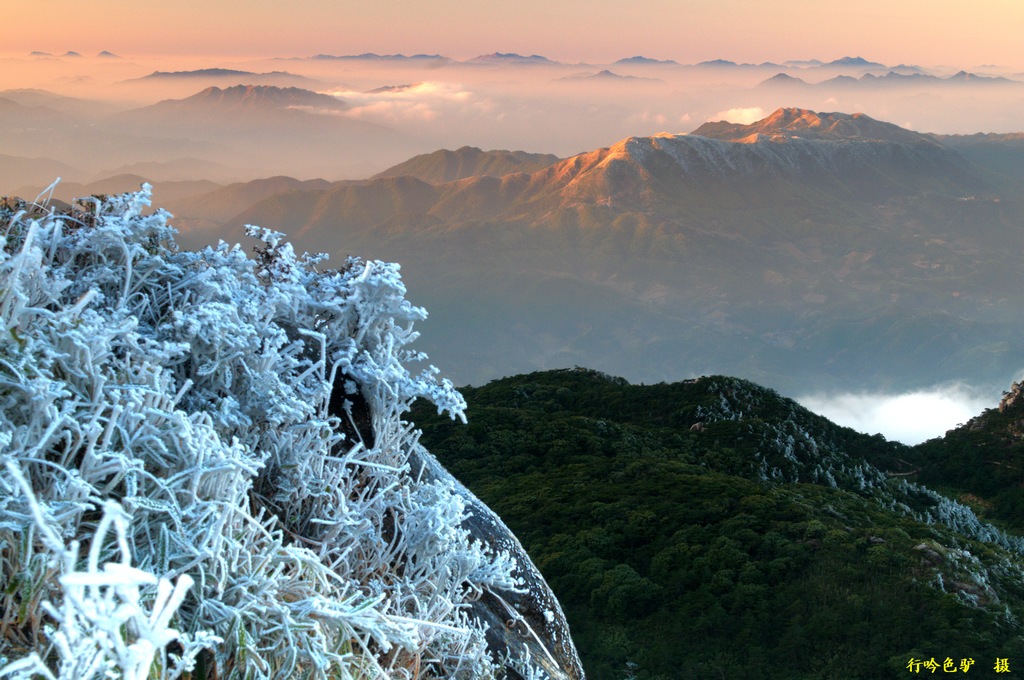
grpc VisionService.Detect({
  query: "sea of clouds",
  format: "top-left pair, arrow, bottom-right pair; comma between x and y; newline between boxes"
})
797,384 -> 1002,445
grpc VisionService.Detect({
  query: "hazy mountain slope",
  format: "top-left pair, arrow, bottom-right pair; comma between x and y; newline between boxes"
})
106,86 -> 418,179
225,112 -> 986,235
131,68 -> 323,90
0,96 -> 71,124
0,99 -> 233,178
95,157 -> 238,183
0,85 -> 413,181
126,84 -> 349,122
174,108 -> 1024,394
932,132 -> 1024,179
372,146 -> 561,183
0,88 -> 119,116
166,176 -> 334,224
413,368 -> 1024,679
0,153 -> 81,193
10,174 -> 221,206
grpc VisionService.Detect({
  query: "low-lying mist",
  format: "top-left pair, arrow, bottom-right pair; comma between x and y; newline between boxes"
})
797,384 -> 1003,445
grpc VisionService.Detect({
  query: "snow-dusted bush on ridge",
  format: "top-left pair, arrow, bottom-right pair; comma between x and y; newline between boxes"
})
0,186 -> 537,679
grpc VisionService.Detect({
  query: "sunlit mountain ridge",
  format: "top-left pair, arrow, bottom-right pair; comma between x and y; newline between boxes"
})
100,107 -> 1021,398
7,106 -> 1024,401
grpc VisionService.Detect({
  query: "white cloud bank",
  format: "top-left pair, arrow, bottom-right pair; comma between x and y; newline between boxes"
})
797,385 -> 1001,445
327,81 -> 485,125
709,107 -> 765,125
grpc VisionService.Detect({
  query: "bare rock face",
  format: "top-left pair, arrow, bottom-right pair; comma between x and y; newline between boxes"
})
407,444 -> 585,680
999,381 -> 1024,413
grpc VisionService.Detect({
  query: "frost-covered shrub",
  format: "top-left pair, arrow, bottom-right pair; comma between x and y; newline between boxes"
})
0,186 -> 523,678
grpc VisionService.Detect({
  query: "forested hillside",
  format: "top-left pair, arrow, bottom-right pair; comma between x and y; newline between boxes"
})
908,382 -> 1024,532
413,369 -> 1024,679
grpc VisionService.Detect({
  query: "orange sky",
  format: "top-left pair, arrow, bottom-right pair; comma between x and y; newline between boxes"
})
6,0 -> 1024,68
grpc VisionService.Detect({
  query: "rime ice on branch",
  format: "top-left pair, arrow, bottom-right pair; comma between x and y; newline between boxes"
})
0,186 -> 583,679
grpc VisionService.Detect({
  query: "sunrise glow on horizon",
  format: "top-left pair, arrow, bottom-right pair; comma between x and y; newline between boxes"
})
6,0 -> 1024,69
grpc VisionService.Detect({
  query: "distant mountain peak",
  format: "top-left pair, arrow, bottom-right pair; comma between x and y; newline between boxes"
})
945,70 -> 1010,83
559,69 -> 654,83
186,84 -> 345,109
759,72 -> 808,87
137,85 -> 350,117
890,63 -> 927,74
467,53 -> 555,65
783,59 -> 824,67
826,56 -> 885,68
945,70 -> 1014,84
764,107 -> 828,128
691,107 -> 935,145
365,83 -> 417,94
143,68 -> 256,79
128,69 -> 319,89
878,71 -> 931,80
614,56 -> 679,66
311,53 -> 447,62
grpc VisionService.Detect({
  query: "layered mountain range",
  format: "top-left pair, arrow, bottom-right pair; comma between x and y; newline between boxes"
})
3,54 -> 1022,180
0,85 -> 410,181
7,105 -> 1024,395
759,69 -> 1021,90
147,108 -> 1024,397
173,108 -> 987,238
